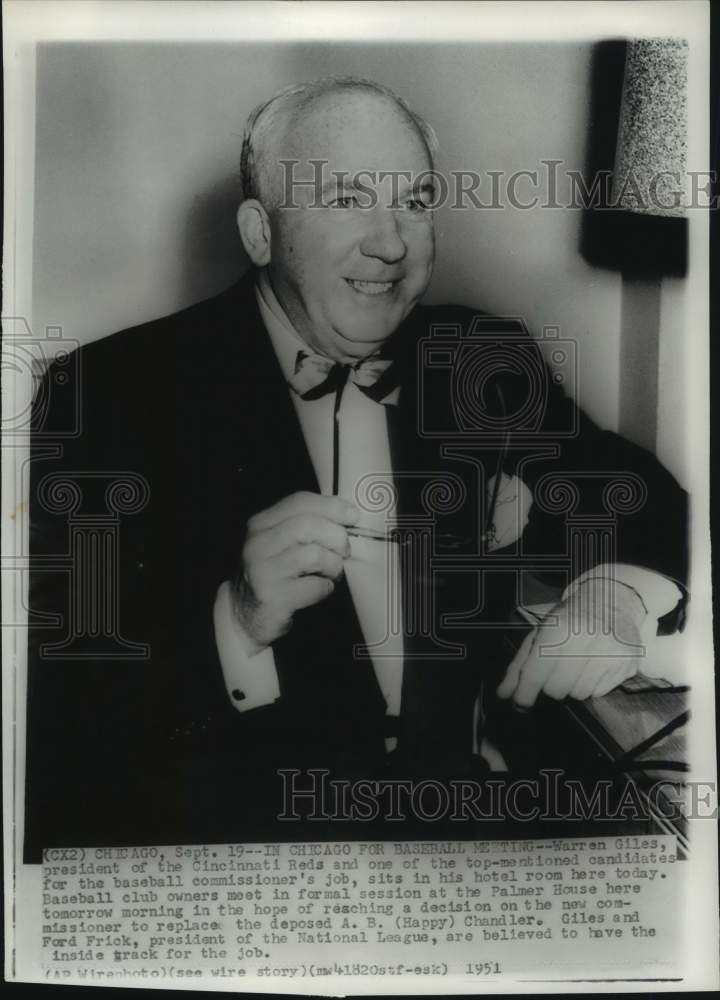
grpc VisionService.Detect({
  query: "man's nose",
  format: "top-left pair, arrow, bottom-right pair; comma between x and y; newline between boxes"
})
359,206 -> 407,263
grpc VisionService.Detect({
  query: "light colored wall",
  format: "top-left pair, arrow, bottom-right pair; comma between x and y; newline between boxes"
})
32,41 -> 686,479
656,276 -> 689,486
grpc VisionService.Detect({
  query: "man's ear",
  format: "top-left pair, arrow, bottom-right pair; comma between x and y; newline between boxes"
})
236,200 -> 272,266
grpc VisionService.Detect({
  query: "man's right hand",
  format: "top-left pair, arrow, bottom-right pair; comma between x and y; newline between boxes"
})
230,492 -> 360,652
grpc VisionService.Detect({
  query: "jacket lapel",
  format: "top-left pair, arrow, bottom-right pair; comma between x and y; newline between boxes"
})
385,308 -> 485,765
229,278 -> 320,512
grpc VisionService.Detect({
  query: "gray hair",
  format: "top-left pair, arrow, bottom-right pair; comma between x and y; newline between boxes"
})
240,76 -> 439,204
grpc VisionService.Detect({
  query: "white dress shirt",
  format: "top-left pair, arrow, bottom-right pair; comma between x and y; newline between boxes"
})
213,275 -> 685,743
214,272 -> 404,738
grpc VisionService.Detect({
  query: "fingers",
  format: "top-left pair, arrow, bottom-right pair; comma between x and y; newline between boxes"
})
497,615 -> 640,708
244,542 -> 344,597
286,576 -> 336,610
580,665 -> 623,700
566,656 -> 637,701
276,543 -> 345,580
235,494 -> 361,646
540,636 -> 597,701
505,622 -> 591,706
497,629 -> 537,700
246,513 -> 352,561
588,659 -> 638,698
248,492 -> 359,532
566,659 -> 613,701
511,581 -> 646,709
511,644 -> 564,708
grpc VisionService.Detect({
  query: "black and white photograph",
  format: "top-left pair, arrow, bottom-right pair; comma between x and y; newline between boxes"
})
3,0 -> 717,991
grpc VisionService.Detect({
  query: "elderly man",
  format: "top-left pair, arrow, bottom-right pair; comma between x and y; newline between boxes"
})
25,77 -> 687,853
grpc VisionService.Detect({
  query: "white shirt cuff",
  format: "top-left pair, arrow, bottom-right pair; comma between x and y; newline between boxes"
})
213,581 -> 281,712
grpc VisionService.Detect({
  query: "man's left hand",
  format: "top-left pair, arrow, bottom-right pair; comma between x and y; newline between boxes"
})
497,578 -> 647,707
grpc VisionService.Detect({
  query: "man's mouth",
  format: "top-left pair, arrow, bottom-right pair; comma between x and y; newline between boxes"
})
345,278 -> 397,296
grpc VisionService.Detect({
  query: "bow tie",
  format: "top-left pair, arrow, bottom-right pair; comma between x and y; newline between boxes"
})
289,350 -> 401,406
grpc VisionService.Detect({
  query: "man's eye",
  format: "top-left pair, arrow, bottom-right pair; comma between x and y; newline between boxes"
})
330,195 -> 359,209
403,193 -> 434,212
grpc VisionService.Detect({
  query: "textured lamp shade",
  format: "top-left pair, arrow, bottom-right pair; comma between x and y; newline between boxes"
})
612,39 -> 688,219
581,38 -> 689,276
581,38 -> 690,455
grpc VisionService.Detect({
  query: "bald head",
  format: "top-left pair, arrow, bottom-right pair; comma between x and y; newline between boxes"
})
240,76 -> 438,209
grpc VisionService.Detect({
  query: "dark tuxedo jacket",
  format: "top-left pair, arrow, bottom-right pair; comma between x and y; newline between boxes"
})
24,273 -> 688,857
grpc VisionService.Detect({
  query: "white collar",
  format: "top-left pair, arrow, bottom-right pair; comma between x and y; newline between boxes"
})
254,271 -> 314,384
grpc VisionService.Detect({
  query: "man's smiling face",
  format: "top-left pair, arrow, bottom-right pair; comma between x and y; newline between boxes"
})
264,89 -> 435,362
